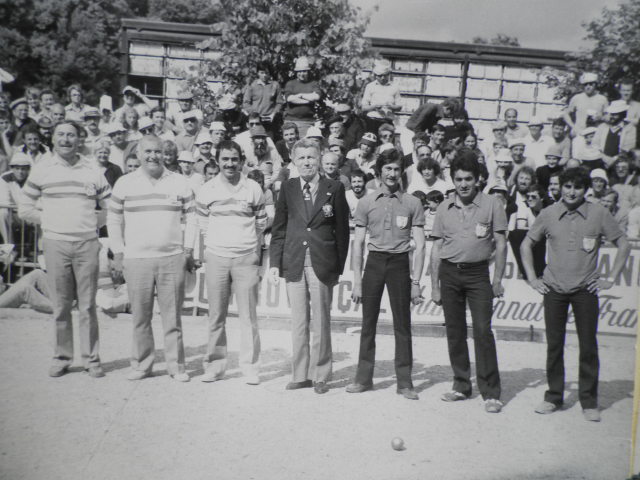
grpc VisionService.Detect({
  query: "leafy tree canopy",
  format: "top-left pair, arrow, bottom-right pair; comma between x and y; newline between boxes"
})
146,0 -> 222,24
189,0 -> 376,111
544,0 -> 640,102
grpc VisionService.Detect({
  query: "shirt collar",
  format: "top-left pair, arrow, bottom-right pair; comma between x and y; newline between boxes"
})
558,200 -> 589,219
300,173 -> 320,190
449,190 -> 482,209
216,172 -> 247,188
136,165 -> 172,182
51,152 -> 88,168
609,122 -> 624,134
374,186 -> 402,200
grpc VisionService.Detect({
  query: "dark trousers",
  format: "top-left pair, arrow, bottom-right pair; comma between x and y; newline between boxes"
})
543,288 -> 599,409
355,251 -> 413,388
440,260 -> 501,400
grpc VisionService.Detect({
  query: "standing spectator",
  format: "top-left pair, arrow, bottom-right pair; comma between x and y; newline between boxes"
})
108,135 -> 196,383
563,72 -> 609,136
98,95 -> 113,134
64,84 -> 92,123
269,138 -> 350,394
275,122 -> 299,165
346,148 -> 425,400
19,121 -> 111,378
244,125 -> 283,189
195,140 -> 267,385
82,107 -> 103,155
321,152 -> 350,190
49,104 -> 66,125
242,61 -> 283,138
121,107 -> 141,143
283,57 -> 321,136
600,189 -> 630,231
504,108 -> 527,140
507,138 -> 536,185
177,150 -> 204,194
521,167 -> 630,422
523,116 -> 553,168
549,118 -> 571,164
25,87 -> 42,121
106,122 -> 128,171
175,110 -> 200,152
150,107 -> 175,142
333,103 -> 366,153
536,143 -> 564,190
114,86 -> 157,123
361,60 -> 401,132
0,152 -> 31,243
430,151 -> 507,413
39,89 -> 56,119
548,172 -> 562,203
193,130 -> 215,174
162,140 -> 180,173
617,78 -> 640,126
586,168 -> 609,203
345,169 -> 367,218
216,94 -> 248,136
167,91 -> 203,133
18,126 -> 49,164
7,98 -> 37,146
593,100 -> 637,166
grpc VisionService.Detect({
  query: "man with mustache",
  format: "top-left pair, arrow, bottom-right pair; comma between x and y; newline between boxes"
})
520,167 -> 630,422
430,150 -> 508,413
19,121 -> 112,378
269,138 -> 350,394
244,125 -> 282,190
108,135 -> 197,382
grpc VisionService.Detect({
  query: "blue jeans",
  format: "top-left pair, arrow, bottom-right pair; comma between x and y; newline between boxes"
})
439,260 -> 501,400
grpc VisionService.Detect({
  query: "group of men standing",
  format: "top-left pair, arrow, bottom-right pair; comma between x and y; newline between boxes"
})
29,118 -> 631,424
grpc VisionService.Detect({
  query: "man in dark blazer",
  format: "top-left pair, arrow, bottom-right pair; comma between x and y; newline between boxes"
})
269,138 -> 350,394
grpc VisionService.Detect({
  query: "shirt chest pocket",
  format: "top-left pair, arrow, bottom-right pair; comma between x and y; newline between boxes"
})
394,206 -> 412,230
581,230 -> 601,253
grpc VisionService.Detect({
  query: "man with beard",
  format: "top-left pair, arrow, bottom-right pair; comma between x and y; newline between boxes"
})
37,116 -> 54,149
20,121 -> 111,378
108,135 -> 196,383
345,169 -> 367,218
430,151 -> 507,413
521,167 -> 630,422
244,125 -> 282,190
269,138 -> 350,394
195,140 -> 266,385
346,148 -> 425,400
593,100 -> 636,165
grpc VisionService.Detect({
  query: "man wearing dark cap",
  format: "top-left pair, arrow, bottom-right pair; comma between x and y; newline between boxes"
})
430,150 -> 508,413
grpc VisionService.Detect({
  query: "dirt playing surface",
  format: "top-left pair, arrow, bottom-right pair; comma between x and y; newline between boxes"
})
0,310 -> 634,480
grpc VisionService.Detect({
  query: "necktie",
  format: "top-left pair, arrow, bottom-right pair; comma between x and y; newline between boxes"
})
303,182 -> 313,218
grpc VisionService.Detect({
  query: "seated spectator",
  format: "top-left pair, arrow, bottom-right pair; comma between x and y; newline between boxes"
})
0,152 -> 31,243
204,161 -> 219,182
536,143 -> 564,190
600,188 -> 629,232
124,156 -> 141,174
405,97 -> 458,134
0,268 -> 53,313
177,150 -> 204,194
233,112 -> 278,157
586,168 -> 609,203
361,59 -> 401,130
149,106 -> 175,142
7,98 -> 37,146
321,152 -> 350,190
407,156 -> 448,195
627,204 -> 640,238
333,103 -> 366,153
275,122 -> 299,164
161,140 -> 180,173
17,125 -> 49,163
64,84 -> 93,123
618,78 -> 640,126
572,126 -> 603,168
193,130 -> 215,175
504,107 -> 527,140
94,139 -> 123,187
346,132 -> 378,180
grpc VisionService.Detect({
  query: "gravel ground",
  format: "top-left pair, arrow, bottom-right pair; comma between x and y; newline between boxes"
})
0,309 -> 635,480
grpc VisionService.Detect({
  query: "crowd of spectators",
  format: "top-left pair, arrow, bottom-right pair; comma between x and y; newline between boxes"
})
0,59 -> 639,300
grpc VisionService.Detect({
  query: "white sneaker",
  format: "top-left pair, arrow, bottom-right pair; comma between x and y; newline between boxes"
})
245,375 -> 260,385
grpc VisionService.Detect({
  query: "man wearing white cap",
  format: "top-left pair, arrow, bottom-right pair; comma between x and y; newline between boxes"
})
167,91 -> 203,134
563,72 -> 608,136
586,168 -> 609,203
175,110 -> 200,152
193,129 -> 215,174
82,107 -> 103,154
0,152 -> 32,243
283,57 -> 321,137
593,100 -> 637,165
346,132 -> 378,179
523,116 -> 553,168
361,60 -> 401,131
106,122 -> 129,171
177,150 -> 204,193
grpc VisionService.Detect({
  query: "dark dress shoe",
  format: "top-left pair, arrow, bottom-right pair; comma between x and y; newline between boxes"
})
313,381 -> 329,394
285,380 -> 313,390
345,382 -> 373,393
397,387 -> 419,400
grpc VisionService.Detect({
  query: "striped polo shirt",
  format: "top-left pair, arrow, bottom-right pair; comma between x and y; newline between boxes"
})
21,153 -> 111,241
107,168 -> 196,259
195,174 -> 267,257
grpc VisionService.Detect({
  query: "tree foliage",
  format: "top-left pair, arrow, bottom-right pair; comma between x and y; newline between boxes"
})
146,0 -> 222,24
0,0 -> 133,103
189,0 -> 376,110
544,0 -> 640,102
471,34 -> 520,47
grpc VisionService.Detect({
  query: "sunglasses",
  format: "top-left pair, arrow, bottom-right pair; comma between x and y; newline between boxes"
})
184,118 -> 197,123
